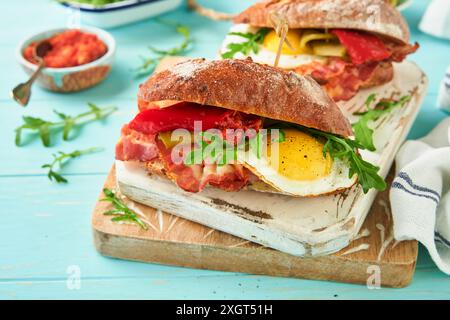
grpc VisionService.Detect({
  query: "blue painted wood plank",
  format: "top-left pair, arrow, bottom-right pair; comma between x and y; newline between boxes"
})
1,264 -> 449,300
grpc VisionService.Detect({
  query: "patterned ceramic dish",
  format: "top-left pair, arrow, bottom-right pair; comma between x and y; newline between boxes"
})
17,26 -> 116,93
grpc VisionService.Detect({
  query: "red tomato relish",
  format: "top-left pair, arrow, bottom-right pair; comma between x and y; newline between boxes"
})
24,29 -> 107,68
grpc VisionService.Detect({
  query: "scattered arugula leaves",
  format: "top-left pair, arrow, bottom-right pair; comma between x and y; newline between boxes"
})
135,22 -> 193,78
15,103 -> 117,147
41,147 -> 103,183
101,188 -> 148,230
221,28 -> 270,59
352,95 -> 411,151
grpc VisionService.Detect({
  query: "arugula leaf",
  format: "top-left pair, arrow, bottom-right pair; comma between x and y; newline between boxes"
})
221,28 -> 270,59
41,147 -> 103,183
352,95 -> 411,151
304,127 -> 386,193
135,22 -> 193,78
265,121 -> 386,193
101,188 -> 148,230
15,103 -> 117,147
183,129 -> 286,166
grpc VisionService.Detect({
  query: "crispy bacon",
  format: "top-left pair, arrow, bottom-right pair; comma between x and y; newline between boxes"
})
115,125 -> 159,162
386,42 -> 419,63
156,139 -> 249,192
295,58 -> 393,101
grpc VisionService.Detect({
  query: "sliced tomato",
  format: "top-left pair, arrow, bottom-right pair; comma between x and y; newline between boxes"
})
129,102 -> 262,135
331,29 -> 391,65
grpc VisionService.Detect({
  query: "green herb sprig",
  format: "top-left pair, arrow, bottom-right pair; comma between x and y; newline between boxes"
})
352,94 -> 411,151
135,22 -> 192,78
42,147 -> 103,183
184,129 -> 286,166
221,28 -> 270,59
306,127 -> 386,193
101,188 -> 148,230
15,103 -> 117,147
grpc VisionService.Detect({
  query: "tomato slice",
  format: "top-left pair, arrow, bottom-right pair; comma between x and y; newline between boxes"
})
128,102 -> 261,135
331,29 -> 391,65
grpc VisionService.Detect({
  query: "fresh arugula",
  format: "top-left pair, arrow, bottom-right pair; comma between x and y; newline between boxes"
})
352,95 -> 411,151
303,126 -> 386,193
15,103 -> 117,147
135,22 -> 193,78
42,147 -> 103,183
101,188 -> 148,230
221,28 -> 270,59
184,129 -> 286,166
184,131 -> 234,166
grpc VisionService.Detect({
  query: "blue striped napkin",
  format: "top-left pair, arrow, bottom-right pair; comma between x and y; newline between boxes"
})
390,117 -> 450,275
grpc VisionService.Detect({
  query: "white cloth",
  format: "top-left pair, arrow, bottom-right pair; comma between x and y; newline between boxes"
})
438,67 -> 450,112
419,0 -> 450,40
390,117 -> 450,275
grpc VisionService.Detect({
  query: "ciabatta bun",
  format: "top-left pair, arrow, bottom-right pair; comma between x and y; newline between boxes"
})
138,58 -> 353,137
234,0 -> 410,44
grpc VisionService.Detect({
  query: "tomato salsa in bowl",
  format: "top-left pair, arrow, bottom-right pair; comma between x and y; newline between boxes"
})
17,27 -> 115,92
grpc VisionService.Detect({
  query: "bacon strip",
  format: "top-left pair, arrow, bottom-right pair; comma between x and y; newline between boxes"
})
156,139 -> 249,193
115,125 -> 159,162
386,42 -> 419,62
295,58 -> 393,101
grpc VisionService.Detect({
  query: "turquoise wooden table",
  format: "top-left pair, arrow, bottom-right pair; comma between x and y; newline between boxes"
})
1,0 -> 449,300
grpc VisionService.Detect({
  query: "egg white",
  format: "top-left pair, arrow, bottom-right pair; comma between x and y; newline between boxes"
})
239,150 -> 357,197
220,24 -> 325,69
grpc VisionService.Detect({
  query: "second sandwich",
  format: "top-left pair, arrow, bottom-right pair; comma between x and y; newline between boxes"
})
220,0 -> 418,102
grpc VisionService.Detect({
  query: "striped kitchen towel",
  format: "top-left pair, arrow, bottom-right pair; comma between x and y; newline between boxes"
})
390,117 -> 450,275
438,67 -> 450,112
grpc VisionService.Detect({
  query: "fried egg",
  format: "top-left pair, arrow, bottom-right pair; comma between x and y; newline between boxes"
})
221,24 -> 326,69
240,129 -> 357,197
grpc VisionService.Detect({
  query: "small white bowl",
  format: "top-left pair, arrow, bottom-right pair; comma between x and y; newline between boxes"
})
58,0 -> 183,29
17,26 -> 116,92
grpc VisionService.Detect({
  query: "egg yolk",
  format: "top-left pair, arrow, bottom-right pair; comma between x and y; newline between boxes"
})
263,30 -> 310,55
267,129 -> 333,181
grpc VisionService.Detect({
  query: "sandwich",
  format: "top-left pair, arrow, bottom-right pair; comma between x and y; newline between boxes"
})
220,0 -> 418,102
116,58 -> 386,197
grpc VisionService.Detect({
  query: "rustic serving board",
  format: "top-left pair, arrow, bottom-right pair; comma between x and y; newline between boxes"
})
92,57 -> 426,287
93,166 -> 418,288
